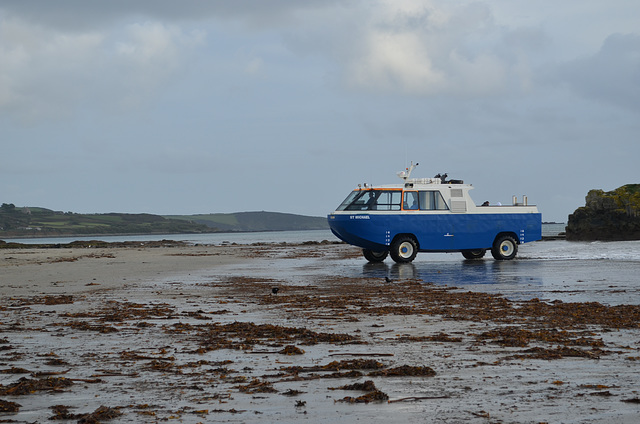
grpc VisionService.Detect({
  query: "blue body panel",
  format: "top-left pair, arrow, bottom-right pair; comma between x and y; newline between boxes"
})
328,212 -> 542,252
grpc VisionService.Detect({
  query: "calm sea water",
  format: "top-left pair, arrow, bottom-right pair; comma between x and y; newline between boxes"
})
2,224 -> 566,245
1,229 -> 335,245
541,222 -> 566,236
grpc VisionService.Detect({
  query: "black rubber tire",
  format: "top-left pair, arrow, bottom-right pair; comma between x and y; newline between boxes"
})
461,249 -> 486,260
390,236 -> 418,263
491,235 -> 518,260
363,249 -> 388,263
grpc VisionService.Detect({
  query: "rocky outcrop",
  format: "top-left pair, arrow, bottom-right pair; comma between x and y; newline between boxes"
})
566,184 -> 640,241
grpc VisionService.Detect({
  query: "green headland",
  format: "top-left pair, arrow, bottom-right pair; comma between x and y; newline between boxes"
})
0,203 -> 328,238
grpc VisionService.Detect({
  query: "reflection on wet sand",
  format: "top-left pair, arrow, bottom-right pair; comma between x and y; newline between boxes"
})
363,259 -> 545,291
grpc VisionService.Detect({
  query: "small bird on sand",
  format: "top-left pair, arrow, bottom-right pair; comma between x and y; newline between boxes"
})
272,287 -> 280,295
384,277 -> 393,283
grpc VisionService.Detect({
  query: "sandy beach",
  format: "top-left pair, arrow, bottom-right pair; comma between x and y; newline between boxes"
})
1,242 -> 640,423
0,243 -> 245,297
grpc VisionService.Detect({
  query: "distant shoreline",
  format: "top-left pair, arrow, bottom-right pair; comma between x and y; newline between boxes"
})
1,231 -> 213,240
0,207 -> 329,239
0,228 -> 329,240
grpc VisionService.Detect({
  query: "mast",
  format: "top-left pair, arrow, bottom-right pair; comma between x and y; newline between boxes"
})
397,161 -> 419,181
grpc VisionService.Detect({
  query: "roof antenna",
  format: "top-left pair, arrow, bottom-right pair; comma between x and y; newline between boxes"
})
397,161 -> 419,181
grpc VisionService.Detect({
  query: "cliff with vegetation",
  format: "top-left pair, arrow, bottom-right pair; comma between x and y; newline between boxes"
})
566,184 -> 640,241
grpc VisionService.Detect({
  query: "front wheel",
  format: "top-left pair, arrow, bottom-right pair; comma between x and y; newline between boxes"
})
461,249 -> 486,260
491,235 -> 518,260
390,236 -> 418,263
363,249 -> 388,263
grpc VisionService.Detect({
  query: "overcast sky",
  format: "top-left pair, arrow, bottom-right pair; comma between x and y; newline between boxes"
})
1,1 -> 639,222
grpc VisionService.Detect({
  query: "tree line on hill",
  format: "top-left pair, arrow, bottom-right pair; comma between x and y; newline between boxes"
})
0,203 -> 328,238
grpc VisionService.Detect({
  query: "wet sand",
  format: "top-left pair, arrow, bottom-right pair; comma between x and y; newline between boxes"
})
1,243 -> 639,423
0,243 -> 244,297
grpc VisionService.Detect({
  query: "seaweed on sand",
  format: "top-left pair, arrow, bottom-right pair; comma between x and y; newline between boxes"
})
0,377 -> 73,396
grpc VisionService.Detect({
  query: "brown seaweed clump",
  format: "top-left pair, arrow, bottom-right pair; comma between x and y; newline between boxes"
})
368,365 -> 436,377
333,380 -> 389,403
50,405 -> 122,422
279,345 -> 305,355
77,405 -> 122,423
168,321 -> 361,353
0,377 -> 73,396
236,378 -> 278,394
339,390 -> 390,403
333,380 -> 378,392
0,399 -> 21,412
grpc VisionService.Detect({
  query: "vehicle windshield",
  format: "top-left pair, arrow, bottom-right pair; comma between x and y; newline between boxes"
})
336,190 -> 402,211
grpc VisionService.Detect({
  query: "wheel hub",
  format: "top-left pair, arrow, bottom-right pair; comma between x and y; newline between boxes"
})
500,241 -> 514,255
399,242 -> 413,258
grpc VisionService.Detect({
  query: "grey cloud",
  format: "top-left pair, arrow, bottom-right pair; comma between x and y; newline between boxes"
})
553,33 -> 640,111
0,19 -> 204,122
0,0 -> 338,30
283,2 -> 541,98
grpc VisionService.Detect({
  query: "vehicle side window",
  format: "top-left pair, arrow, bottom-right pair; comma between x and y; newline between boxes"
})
419,191 -> 449,210
340,190 -> 402,211
374,191 -> 402,210
403,191 -> 419,210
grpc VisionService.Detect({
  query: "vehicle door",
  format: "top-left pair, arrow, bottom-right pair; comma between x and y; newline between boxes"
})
402,190 -> 453,250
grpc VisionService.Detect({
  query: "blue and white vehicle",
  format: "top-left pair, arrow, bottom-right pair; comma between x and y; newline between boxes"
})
328,163 -> 542,263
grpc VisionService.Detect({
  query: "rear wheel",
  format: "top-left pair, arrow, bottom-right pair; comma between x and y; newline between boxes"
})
390,236 -> 418,263
491,235 -> 518,260
363,249 -> 388,263
461,249 -> 486,260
